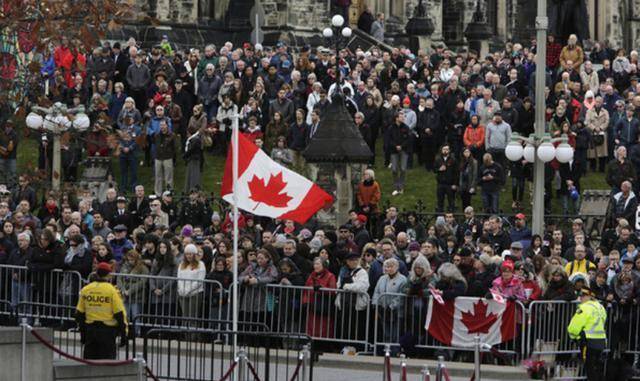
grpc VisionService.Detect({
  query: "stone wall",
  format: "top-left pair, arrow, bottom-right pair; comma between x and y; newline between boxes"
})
136,0 -> 640,51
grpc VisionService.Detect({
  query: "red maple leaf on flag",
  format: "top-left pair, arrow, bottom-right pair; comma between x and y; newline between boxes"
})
248,172 -> 293,209
461,300 -> 498,334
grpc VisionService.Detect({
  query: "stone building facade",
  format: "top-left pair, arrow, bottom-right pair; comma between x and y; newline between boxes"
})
140,0 -> 640,51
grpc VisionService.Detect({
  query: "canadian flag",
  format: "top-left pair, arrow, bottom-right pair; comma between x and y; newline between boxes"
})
221,132 -> 333,224
425,297 -> 518,348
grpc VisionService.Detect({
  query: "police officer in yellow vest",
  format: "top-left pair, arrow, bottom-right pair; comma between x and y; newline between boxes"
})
75,262 -> 128,359
567,285 -> 607,381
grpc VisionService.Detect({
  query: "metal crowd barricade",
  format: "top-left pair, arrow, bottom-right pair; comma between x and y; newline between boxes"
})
0,264 -> 83,322
373,294 -> 526,362
110,272 -> 224,332
527,300 -> 581,358
227,283 -> 371,350
142,328 -> 314,381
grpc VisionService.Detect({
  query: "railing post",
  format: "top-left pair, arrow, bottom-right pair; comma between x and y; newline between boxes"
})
301,344 -> 311,381
20,318 -> 27,381
237,348 -> 248,381
421,365 -> 431,381
134,354 -> 146,381
474,334 -> 481,381
435,355 -> 445,381
399,354 -> 407,381
382,344 -> 391,381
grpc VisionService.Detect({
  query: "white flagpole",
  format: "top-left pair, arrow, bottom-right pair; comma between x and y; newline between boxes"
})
231,113 -> 240,368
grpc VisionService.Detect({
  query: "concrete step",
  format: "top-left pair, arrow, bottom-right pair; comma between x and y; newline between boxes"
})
316,353 -> 531,380
53,359 -> 142,381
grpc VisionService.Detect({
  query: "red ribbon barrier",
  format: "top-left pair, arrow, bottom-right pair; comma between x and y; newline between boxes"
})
28,328 -> 159,380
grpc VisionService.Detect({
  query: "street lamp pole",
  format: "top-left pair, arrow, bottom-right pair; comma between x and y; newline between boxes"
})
533,0 -> 548,236
323,15 -> 352,101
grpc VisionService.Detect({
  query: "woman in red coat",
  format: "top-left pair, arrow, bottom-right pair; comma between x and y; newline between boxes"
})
302,258 -> 337,338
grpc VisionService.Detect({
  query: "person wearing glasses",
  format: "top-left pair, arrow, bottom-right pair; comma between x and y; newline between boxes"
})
149,199 -> 169,227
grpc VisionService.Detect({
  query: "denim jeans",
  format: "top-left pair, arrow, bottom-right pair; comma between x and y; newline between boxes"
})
126,302 -> 142,335
11,280 -> 30,308
481,190 -> 500,213
561,194 -> 581,215
119,154 -> 138,192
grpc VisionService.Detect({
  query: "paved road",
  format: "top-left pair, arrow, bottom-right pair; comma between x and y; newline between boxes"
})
314,365 -> 496,381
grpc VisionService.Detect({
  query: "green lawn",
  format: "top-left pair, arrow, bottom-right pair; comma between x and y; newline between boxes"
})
17,133 -> 609,214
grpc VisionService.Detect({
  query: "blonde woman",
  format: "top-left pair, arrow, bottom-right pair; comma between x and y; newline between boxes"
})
177,244 -> 206,323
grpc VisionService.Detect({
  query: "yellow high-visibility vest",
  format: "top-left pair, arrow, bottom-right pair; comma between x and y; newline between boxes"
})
567,300 -> 606,340
76,281 -> 127,327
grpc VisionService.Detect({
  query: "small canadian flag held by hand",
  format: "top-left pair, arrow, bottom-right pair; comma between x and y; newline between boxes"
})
221,132 -> 333,224
429,286 -> 445,305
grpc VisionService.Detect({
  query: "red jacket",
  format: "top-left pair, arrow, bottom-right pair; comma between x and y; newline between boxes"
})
463,124 -> 485,148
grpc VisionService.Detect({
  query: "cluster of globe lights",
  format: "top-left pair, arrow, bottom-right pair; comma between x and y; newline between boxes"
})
323,14 -> 352,38
505,133 -> 574,164
25,102 -> 91,132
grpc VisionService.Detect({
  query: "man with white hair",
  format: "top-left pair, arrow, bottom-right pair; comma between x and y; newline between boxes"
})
476,88 -> 500,125
372,257 -> 407,355
611,180 -> 638,228
559,34 -> 584,71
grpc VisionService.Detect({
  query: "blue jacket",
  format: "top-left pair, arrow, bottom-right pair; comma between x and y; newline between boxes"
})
109,92 -> 127,122
148,116 -> 172,137
615,117 -> 640,147
110,238 -> 133,262
119,138 -> 138,159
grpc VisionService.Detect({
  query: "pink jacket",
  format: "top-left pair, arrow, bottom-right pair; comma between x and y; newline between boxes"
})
492,276 -> 527,302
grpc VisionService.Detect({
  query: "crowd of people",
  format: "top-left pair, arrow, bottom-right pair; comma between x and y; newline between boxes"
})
1,25 -> 640,362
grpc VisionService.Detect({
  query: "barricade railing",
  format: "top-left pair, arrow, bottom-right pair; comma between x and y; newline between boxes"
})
110,272 -> 224,332
142,328 -> 313,381
372,294 -> 526,362
227,283 -> 371,350
0,264 -> 83,322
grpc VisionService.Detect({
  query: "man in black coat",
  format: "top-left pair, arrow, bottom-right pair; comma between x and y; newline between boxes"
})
128,185 -> 150,229
178,190 -> 208,228
606,146 -> 637,194
112,42 -> 131,85
434,144 -> 458,212
611,181 -> 639,228
357,5 -> 375,34
112,196 -> 134,231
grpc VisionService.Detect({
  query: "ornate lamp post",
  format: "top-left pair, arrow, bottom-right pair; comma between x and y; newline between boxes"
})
505,132 -> 574,234
304,14 -> 371,225
323,14 -> 352,99
25,102 -> 90,192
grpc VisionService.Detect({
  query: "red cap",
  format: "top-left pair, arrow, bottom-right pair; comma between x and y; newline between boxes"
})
357,214 -> 368,224
403,96 -> 411,105
96,262 -> 112,275
515,213 -> 526,220
501,260 -> 515,272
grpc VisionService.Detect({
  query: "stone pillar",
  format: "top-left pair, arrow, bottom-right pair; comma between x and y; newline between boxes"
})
155,0 -> 171,21
464,0 -> 493,57
334,165 -> 352,226
405,0 -> 436,53
0,327 -> 53,381
429,0 -> 444,41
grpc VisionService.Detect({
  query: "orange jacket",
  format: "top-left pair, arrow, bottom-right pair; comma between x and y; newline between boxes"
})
463,124 -> 485,148
357,180 -> 381,213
